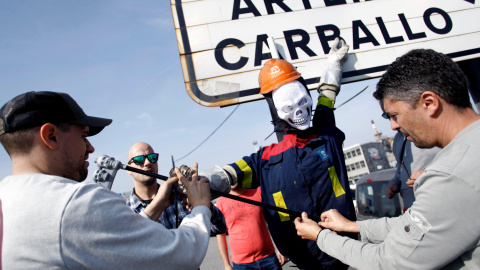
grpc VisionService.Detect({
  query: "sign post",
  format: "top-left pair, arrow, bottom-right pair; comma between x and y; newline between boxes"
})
171,0 -> 480,107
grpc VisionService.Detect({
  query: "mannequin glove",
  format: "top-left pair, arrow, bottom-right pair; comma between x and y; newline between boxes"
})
318,37 -> 349,95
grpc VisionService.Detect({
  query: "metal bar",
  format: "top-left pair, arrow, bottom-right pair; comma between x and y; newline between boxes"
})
123,165 -> 317,222
124,165 -> 168,180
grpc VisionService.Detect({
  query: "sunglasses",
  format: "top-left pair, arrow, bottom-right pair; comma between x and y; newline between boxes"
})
128,153 -> 159,165
381,112 -> 390,119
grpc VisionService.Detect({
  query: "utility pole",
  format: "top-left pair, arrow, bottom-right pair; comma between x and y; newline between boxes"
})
371,120 -> 382,142
252,140 -> 259,152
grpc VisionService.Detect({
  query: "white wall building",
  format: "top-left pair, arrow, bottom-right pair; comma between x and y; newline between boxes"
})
344,141 -> 392,184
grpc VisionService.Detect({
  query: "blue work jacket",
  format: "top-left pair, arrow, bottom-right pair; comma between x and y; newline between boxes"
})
227,103 -> 356,269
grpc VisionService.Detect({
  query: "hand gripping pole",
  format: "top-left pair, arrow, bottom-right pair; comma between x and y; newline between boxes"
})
93,155 -> 316,221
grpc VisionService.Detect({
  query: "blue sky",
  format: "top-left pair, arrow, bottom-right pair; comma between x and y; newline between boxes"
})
0,1 -> 396,193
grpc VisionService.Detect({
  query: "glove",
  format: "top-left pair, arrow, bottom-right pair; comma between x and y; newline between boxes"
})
318,37 -> 349,99
199,165 -> 232,200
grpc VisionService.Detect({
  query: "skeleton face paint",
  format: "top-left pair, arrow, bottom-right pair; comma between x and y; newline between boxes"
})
272,80 -> 313,130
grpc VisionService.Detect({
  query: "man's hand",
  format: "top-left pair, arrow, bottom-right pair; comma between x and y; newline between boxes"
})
294,212 -> 322,241
157,175 -> 180,208
142,176 -> 180,221
175,163 -> 211,210
319,209 -> 359,233
407,168 -> 425,188
385,183 -> 400,199
276,251 -> 288,266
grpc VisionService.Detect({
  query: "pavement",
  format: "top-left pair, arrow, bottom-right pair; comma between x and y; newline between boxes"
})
200,235 -> 298,269
200,235 -> 357,269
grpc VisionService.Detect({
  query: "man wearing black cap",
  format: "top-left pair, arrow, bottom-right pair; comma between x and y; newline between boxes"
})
0,91 -> 214,269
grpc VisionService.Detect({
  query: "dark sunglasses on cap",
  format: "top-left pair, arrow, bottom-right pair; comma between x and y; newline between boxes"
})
128,153 -> 159,165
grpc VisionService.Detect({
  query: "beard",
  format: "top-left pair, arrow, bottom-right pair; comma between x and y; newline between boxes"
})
133,172 -> 157,186
140,177 -> 157,186
61,150 -> 88,182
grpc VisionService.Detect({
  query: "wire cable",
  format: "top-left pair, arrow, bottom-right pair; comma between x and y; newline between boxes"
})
335,86 -> 368,109
175,104 -> 240,162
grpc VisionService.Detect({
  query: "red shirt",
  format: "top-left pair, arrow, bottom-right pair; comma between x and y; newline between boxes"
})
216,188 -> 275,264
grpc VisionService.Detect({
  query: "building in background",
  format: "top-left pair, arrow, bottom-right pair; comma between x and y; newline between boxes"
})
344,141 -> 393,184
344,120 -> 395,185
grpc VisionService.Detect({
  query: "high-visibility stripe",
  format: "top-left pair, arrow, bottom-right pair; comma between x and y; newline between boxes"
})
235,159 -> 252,188
272,191 -> 290,222
328,166 -> 345,197
318,96 -> 335,109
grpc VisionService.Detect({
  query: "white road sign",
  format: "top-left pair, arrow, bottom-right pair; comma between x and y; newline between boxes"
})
171,0 -> 480,107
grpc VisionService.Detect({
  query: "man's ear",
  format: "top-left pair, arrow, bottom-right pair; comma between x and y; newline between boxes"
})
39,123 -> 59,150
420,91 -> 440,117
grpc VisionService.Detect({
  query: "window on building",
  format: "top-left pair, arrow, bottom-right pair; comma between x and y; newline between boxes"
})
355,162 -> 360,169
352,150 -> 357,157
356,149 -> 362,156
347,165 -> 350,172
351,164 -> 356,171
346,152 -> 351,159
360,161 -> 366,168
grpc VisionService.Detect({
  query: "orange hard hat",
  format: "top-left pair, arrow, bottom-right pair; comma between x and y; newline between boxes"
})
258,59 -> 301,94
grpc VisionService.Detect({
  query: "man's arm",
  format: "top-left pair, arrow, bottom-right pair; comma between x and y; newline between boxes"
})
216,233 -> 234,270
141,176 -> 179,221
61,181 -> 212,269
210,204 -> 227,235
385,174 -> 401,199
386,133 -> 404,198
299,169 -> 480,269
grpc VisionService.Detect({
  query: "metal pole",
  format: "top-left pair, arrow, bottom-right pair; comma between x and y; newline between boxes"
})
458,58 -> 480,113
267,36 -> 279,59
122,165 -> 315,221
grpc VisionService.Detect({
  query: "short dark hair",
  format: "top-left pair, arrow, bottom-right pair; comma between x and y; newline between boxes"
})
0,122 -> 70,156
374,49 -> 471,109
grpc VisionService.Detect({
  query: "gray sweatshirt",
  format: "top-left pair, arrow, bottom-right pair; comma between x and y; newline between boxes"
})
316,120 -> 480,269
0,174 -> 211,269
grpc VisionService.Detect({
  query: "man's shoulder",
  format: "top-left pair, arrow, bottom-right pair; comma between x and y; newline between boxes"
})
423,130 -> 480,192
1,173 -> 80,191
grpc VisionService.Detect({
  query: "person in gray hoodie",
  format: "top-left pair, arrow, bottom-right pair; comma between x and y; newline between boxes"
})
295,49 -> 480,269
0,91 -> 213,270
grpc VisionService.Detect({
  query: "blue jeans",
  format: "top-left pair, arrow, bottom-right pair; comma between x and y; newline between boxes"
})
232,253 -> 282,270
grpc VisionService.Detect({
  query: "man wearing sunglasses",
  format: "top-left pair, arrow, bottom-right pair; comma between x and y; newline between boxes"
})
126,142 -> 227,233
0,91 -> 214,269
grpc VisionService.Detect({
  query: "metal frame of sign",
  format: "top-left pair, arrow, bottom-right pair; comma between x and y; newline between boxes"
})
172,0 -> 480,107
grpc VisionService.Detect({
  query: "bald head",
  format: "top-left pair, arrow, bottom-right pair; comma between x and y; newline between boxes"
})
128,142 -> 154,161
127,142 -> 158,186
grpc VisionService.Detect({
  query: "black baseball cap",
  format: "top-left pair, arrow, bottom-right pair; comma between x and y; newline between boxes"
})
0,91 -> 112,136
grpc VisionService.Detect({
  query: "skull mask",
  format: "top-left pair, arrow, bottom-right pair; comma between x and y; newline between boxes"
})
272,80 -> 313,130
